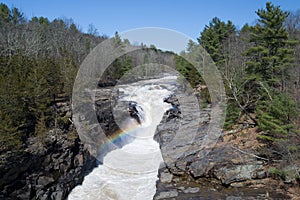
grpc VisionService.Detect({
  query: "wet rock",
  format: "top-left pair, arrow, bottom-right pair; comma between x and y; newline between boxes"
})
163,94 -> 180,107
37,176 -> 55,187
128,101 -> 144,124
74,154 -> 84,166
154,190 -> 178,199
50,190 -> 64,200
166,106 -> 181,120
182,187 -> 199,193
160,171 -> 173,183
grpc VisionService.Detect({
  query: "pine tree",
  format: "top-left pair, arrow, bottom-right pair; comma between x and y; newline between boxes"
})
0,3 -> 10,24
198,17 -> 235,68
27,61 -> 52,125
257,90 -> 297,140
244,2 -> 296,89
11,7 -> 25,25
113,31 -> 122,47
244,2 -> 298,145
174,55 -> 202,88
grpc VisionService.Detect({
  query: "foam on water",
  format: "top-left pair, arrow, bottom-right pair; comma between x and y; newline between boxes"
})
68,76 -> 177,200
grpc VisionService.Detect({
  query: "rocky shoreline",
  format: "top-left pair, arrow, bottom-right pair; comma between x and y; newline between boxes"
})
153,89 -> 298,199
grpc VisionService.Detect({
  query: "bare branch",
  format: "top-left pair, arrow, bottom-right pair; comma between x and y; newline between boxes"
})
231,145 -> 270,161
258,81 -> 273,101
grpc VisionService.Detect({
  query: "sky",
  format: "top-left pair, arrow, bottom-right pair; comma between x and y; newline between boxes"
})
1,0 -> 300,51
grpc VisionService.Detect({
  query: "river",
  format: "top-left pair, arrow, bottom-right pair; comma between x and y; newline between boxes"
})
68,76 -> 178,200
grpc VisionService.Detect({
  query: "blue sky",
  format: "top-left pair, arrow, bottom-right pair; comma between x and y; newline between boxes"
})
1,0 -> 299,40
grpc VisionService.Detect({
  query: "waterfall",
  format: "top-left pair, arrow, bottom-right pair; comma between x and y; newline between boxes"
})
134,104 -> 145,124
68,76 -> 177,200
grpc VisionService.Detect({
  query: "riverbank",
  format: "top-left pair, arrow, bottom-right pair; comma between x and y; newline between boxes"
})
154,87 -> 299,199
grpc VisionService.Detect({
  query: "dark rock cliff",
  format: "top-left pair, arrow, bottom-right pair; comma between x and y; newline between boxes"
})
0,130 -> 96,200
153,91 -> 290,199
0,100 -> 97,200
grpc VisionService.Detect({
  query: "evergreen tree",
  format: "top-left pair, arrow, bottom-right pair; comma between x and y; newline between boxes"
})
121,56 -> 133,75
113,31 -> 122,47
198,17 -> 235,67
244,2 -> 296,89
174,55 -> 201,88
0,3 -> 10,24
256,90 -> 297,141
112,55 -> 133,79
11,7 -> 25,25
244,2 -> 298,145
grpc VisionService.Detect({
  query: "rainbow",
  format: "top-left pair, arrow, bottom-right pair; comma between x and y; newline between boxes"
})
101,120 -> 141,150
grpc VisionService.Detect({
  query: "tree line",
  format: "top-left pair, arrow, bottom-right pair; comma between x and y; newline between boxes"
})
0,3 -> 105,152
193,2 -> 300,163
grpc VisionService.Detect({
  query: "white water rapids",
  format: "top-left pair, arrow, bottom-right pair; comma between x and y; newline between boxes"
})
68,76 -> 177,200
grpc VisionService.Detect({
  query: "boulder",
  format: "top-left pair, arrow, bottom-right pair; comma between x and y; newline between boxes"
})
213,164 -> 263,185
154,190 -> 178,199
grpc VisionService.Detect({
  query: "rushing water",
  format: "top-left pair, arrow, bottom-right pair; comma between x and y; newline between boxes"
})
68,76 -> 177,200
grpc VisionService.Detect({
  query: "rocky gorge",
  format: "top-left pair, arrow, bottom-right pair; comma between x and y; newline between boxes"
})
1,77 -> 299,199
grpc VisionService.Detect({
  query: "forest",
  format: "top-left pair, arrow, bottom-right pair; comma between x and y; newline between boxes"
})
196,2 -> 300,167
0,1 -> 299,180
0,3 -> 105,152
